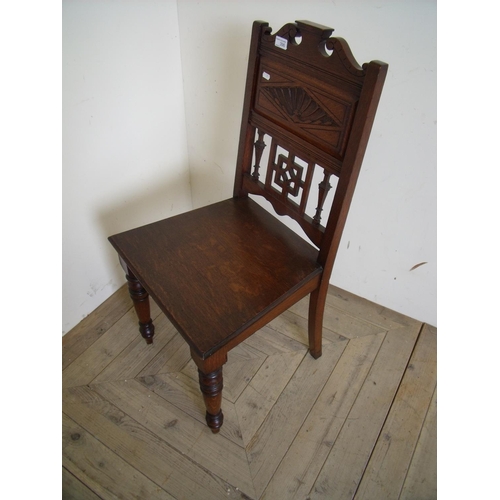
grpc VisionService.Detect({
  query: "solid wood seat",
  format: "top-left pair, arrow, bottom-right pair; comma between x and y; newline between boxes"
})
109,197 -> 322,358
109,19 -> 388,433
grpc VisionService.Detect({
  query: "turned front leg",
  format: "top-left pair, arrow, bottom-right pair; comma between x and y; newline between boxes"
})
198,368 -> 224,433
125,268 -> 155,344
191,349 -> 227,433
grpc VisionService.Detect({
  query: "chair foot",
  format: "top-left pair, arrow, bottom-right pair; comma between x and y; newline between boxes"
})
125,269 -> 155,344
206,410 -> 224,433
310,348 -> 322,359
198,367 -> 224,433
138,319 -> 155,344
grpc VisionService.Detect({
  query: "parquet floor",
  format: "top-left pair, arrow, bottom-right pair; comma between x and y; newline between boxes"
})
62,284 -> 437,500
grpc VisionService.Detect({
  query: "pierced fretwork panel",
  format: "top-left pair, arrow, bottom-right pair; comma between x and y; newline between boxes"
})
273,154 -> 303,197
265,140 -> 313,215
248,127 -> 338,246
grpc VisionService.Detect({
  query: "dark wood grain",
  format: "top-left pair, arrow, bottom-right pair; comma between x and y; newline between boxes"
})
109,197 -> 322,358
108,19 -> 387,431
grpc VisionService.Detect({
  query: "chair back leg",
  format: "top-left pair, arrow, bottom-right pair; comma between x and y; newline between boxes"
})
308,288 -> 326,359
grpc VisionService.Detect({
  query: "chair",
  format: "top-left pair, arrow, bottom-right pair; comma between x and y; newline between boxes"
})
108,20 -> 388,433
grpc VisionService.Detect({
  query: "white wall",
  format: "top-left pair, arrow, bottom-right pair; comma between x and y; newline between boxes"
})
177,0 -> 437,326
62,0 -> 192,334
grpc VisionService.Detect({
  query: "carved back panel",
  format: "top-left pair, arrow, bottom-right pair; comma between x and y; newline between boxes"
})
234,20 -> 388,269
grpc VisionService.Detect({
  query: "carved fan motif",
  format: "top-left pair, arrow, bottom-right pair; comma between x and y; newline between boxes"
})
262,87 -> 339,127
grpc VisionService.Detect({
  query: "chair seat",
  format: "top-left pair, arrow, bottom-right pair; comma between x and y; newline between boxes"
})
109,197 -> 322,358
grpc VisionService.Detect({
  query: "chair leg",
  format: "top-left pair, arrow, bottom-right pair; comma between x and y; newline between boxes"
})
198,367 -> 224,433
191,349 -> 227,433
125,269 -> 155,344
308,288 -> 325,359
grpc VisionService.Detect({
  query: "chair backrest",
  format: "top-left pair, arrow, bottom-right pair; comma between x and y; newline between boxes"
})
234,20 -> 388,274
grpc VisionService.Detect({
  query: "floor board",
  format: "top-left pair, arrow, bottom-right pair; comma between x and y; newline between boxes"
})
62,284 -> 436,499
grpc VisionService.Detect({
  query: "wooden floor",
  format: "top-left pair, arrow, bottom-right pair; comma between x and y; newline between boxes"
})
62,284 -> 436,500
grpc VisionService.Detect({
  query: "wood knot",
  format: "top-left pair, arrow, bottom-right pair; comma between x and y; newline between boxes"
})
142,375 -> 155,386
165,419 -> 178,428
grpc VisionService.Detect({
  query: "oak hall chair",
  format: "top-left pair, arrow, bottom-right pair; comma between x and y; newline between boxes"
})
108,20 -> 388,433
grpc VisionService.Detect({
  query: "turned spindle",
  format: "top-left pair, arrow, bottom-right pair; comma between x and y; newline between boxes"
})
252,129 -> 266,180
313,171 -> 332,225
